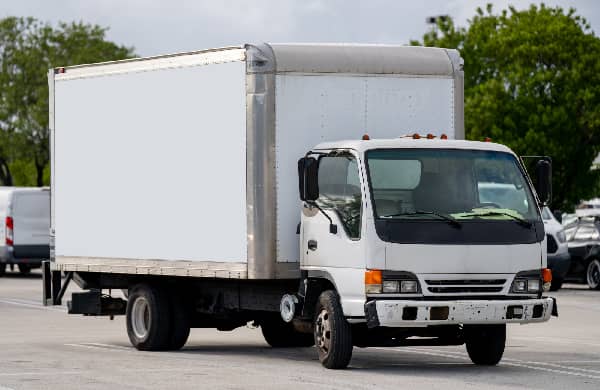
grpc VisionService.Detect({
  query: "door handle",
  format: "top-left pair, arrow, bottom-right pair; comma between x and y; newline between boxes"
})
308,240 -> 318,251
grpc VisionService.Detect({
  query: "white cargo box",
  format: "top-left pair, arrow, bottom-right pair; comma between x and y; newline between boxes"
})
49,43 -> 463,279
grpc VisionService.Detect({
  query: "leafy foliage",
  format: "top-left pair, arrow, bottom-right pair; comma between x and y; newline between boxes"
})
412,4 -> 600,211
0,17 -> 134,186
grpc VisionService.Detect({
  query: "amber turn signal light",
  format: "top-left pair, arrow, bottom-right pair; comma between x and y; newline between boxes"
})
542,268 -> 552,283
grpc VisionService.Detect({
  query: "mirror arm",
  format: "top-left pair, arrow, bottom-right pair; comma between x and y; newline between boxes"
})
307,201 -> 338,234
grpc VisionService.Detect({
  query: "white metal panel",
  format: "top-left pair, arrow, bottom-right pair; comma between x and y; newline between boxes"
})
275,74 -> 455,263
54,60 -> 247,262
55,48 -> 245,81
385,243 -> 542,277
12,191 -> 50,246
268,44 -> 455,75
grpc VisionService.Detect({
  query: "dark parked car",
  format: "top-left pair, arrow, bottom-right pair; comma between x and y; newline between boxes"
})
564,217 -> 600,289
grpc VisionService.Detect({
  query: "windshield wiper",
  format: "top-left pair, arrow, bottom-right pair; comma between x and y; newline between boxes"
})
380,211 -> 462,229
460,210 -> 533,228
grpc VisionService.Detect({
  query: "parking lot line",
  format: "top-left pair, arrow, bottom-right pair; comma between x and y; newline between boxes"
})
0,298 -> 64,312
373,347 -> 600,381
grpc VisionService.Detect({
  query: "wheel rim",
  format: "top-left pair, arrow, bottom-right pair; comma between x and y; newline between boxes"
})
587,260 -> 600,288
131,297 -> 150,339
315,308 -> 332,355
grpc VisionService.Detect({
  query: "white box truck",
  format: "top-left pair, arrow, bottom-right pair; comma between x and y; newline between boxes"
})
0,187 -> 50,275
44,43 -> 556,369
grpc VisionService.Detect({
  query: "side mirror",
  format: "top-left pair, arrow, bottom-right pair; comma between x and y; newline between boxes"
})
534,159 -> 552,205
298,157 -> 319,202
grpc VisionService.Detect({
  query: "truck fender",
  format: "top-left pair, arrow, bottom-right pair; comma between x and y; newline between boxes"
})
299,270 -> 340,320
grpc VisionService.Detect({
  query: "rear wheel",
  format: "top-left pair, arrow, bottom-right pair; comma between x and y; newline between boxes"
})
261,316 -> 314,348
126,284 -> 171,351
18,264 -> 31,275
465,324 -> 506,365
313,290 -> 353,369
0,263 -> 5,277
586,259 -> 600,290
550,277 -> 564,291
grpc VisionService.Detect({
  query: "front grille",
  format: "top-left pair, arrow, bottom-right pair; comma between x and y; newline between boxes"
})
546,234 -> 558,254
425,279 -> 506,294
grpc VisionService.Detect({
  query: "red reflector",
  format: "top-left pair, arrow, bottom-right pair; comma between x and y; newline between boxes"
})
412,133 -> 421,139
5,216 -> 13,246
362,134 -> 370,140
440,134 -> 448,140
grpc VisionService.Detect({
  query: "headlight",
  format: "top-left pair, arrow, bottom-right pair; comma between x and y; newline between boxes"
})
513,280 -> 527,292
512,278 -> 541,293
400,280 -> 418,293
556,230 -> 566,243
382,280 -> 399,293
527,279 -> 541,292
367,270 -> 420,294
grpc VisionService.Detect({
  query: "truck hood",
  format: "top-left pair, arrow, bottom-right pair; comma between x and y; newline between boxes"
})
385,243 -> 542,274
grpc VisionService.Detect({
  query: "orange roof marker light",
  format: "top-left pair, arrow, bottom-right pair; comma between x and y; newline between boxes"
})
412,133 -> 421,139
484,137 -> 492,142
440,134 -> 448,140
362,134 -> 370,140
426,133 -> 435,139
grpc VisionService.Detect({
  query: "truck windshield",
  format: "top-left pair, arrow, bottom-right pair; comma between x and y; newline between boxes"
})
366,149 -> 540,223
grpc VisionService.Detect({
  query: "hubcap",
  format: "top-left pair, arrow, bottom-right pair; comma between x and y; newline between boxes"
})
315,309 -> 332,354
131,297 -> 150,339
588,260 -> 600,288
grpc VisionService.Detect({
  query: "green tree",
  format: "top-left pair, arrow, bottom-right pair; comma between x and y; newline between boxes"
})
412,4 -> 600,211
0,17 -> 134,186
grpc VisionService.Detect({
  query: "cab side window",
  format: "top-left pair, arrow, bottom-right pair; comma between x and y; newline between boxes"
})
317,155 -> 362,239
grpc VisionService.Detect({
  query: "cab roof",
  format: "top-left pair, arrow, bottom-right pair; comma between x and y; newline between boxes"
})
312,138 -> 515,155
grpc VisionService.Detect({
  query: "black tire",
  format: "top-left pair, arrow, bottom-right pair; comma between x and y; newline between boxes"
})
586,259 -> 600,290
261,315 -> 314,348
167,290 -> 191,350
313,290 -> 353,369
0,263 -> 5,277
464,324 -> 506,365
18,264 -> 31,275
550,278 -> 563,291
126,284 -> 171,351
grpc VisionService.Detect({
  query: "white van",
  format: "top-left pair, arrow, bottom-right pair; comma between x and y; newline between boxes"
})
0,187 -> 50,275
541,207 -> 570,290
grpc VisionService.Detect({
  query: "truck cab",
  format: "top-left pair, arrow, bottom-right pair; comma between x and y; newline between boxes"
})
297,136 -> 555,368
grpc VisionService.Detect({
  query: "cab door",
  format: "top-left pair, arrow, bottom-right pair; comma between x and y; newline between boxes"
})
301,153 -> 365,269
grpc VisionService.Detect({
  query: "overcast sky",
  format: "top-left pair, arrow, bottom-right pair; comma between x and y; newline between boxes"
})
2,0 -> 599,56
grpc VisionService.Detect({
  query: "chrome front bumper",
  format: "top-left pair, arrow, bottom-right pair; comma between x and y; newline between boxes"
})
365,297 -> 555,328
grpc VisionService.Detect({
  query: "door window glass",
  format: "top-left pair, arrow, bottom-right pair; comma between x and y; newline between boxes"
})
317,155 -> 362,239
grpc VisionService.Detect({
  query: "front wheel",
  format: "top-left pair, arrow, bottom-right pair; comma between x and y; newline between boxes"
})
586,259 -> 600,290
314,290 -> 353,369
464,324 -> 506,365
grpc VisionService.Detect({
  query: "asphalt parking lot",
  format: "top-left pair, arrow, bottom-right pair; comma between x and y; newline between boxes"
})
1,270 -> 599,390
